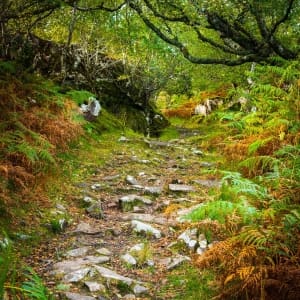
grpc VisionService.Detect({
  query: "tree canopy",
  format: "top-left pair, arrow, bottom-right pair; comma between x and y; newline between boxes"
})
1,0 -> 299,66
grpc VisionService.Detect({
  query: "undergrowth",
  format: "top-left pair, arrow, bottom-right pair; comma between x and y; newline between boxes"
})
180,60 -> 300,299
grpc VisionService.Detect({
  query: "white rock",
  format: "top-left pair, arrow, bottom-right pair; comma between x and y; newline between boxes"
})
63,267 -> 90,282
94,266 -> 134,285
84,281 -> 105,292
52,256 -> 110,274
96,248 -> 112,256
131,220 -> 161,238
169,184 -> 195,192
199,239 -> 208,249
188,240 -> 198,249
66,247 -> 90,257
121,253 -> 137,266
133,284 -> 148,295
126,175 -> 139,185
65,292 -> 95,300
167,255 -> 191,270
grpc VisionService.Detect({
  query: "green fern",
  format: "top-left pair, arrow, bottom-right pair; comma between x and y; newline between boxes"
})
248,138 -> 274,155
22,268 -> 54,300
220,171 -> 268,199
185,200 -> 258,225
239,156 -> 279,175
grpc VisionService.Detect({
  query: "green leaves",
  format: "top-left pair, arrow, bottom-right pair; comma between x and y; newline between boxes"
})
22,268 -> 54,300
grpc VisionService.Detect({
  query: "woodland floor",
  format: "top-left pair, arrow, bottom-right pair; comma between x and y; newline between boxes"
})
25,128 -> 220,300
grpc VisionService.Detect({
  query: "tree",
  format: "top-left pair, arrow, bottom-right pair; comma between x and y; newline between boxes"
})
61,0 -> 299,66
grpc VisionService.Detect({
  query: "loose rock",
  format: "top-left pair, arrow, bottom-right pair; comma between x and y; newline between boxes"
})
84,281 -> 106,292
131,220 -> 161,238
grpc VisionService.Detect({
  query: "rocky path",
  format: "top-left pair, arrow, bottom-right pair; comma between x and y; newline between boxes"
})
35,134 -> 221,299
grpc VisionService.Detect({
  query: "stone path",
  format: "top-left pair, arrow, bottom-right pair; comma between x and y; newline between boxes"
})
35,134 -> 221,299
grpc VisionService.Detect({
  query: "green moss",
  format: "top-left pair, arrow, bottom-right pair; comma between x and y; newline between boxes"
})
158,265 -> 216,300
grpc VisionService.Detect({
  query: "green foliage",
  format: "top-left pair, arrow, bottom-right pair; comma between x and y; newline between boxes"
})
185,200 -> 258,225
0,61 -> 17,75
158,266 -> 216,300
220,171 -> 268,199
66,90 -> 95,106
22,267 -> 54,300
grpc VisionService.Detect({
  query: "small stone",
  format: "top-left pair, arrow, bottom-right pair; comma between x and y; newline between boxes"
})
84,281 -> 105,292
130,243 -> 145,252
120,194 -> 152,206
146,259 -> 155,266
144,186 -> 163,195
83,196 -> 94,204
91,183 -> 103,190
121,253 -> 137,266
96,248 -> 112,256
63,267 -> 90,282
131,220 -> 161,238
86,202 -> 103,219
103,174 -> 120,181
168,184 -> 195,192
200,162 -> 213,168
94,266 -> 134,285
65,292 -> 95,300
123,294 -> 136,300
199,239 -> 208,249
192,149 -> 204,156
196,247 -> 205,255
66,247 -> 90,257
52,256 -> 110,274
188,240 -> 198,249
126,175 -> 139,185
133,284 -> 148,295
167,255 -> 191,270
118,136 -> 130,142
178,228 -> 198,245
74,222 -> 102,235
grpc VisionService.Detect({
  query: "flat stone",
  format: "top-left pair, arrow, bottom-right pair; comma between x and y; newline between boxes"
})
73,222 -> 102,235
84,281 -> 106,292
96,248 -> 112,256
122,213 -> 168,225
126,175 -> 139,185
119,195 -> 152,205
66,247 -> 90,257
123,294 -> 136,300
94,265 -> 134,285
133,284 -> 148,295
103,174 -> 120,181
121,253 -> 137,266
65,292 -> 95,300
167,255 -> 191,270
200,162 -> 214,168
144,186 -> 163,195
63,267 -> 90,282
52,256 -> 110,274
168,184 -> 195,192
131,220 -> 161,238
